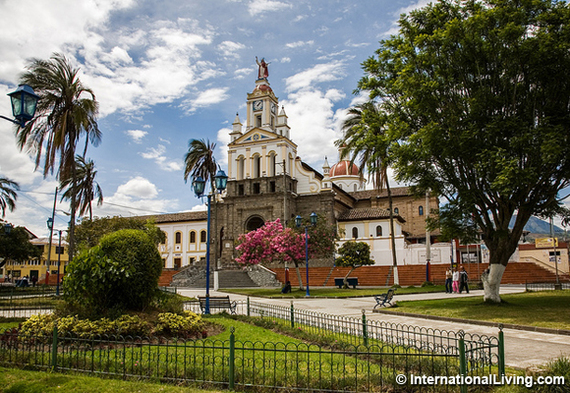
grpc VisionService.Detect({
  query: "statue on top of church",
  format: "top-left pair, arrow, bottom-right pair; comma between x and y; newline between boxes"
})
256,56 -> 269,79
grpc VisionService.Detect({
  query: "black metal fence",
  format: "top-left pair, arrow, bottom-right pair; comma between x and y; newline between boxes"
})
0,286 -> 58,318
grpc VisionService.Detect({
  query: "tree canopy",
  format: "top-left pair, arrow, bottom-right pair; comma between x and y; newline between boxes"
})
358,0 -> 570,301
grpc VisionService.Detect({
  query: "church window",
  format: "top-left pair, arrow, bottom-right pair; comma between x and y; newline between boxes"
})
376,226 -> 383,237
200,230 -> 207,243
269,153 -> 276,176
352,227 -> 358,239
253,182 -> 261,194
419,206 -> 424,216
175,231 -> 182,244
394,208 -> 399,215
238,184 -> 244,195
354,184 -> 357,192
190,231 -> 196,244
270,181 -> 276,192
237,157 -> 245,180
253,155 -> 261,178
256,115 -> 262,127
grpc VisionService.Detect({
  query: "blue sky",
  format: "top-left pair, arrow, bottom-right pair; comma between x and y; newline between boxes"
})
2,0 -> 433,236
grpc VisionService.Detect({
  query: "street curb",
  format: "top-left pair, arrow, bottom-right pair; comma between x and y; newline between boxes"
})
373,309 -> 570,336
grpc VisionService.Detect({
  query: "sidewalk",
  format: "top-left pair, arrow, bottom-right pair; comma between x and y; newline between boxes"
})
178,286 -> 570,369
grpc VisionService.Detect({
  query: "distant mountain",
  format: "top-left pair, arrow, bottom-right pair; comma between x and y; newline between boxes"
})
509,215 -> 564,234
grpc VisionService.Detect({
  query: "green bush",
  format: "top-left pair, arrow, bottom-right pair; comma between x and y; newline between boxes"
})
63,229 -> 163,316
154,312 -> 205,336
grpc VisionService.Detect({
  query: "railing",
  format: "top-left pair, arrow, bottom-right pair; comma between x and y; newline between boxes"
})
0,286 -> 58,318
525,281 -> 570,291
185,298 -> 504,380
1,327 -> 467,392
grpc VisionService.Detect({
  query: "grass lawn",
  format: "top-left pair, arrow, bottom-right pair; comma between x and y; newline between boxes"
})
223,285 -> 447,298
391,290 -> 570,330
0,367 -> 223,393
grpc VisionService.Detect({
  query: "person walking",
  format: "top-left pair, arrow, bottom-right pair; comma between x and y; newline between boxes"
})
459,266 -> 469,293
445,268 -> 453,293
452,268 -> 460,293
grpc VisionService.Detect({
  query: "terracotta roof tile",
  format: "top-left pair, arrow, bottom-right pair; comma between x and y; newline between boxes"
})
338,208 -> 405,222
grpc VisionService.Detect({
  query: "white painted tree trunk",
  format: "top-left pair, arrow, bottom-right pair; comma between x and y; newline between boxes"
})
481,264 -> 506,303
393,266 -> 400,286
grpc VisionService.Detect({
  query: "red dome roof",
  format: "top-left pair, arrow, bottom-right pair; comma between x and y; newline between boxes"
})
330,160 -> 359,177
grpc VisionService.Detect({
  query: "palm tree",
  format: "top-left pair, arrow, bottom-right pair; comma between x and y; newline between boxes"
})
15,53 -> 101,260
184,139 -> 222,267
336,101 -> 400,285
60,156 -> 103,221
0,177 -> 19,218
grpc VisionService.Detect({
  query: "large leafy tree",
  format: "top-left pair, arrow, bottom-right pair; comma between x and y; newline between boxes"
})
358,0 -> 570,302
0,225 -> 42,270
16,53 -> 101,260
335,241 -> 375,288
74,216 -> 165,252
0,177 -> 19,218
60,156 -> 103,221
336,102 -> 400,285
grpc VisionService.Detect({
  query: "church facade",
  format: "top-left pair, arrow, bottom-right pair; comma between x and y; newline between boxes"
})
144,65 -> 453,270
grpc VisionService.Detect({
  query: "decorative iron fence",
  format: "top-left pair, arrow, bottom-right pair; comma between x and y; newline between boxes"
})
0,326 -> 473,392
524,281 -> 570,291
0,286 -> 58,318
185,298 -> 505,381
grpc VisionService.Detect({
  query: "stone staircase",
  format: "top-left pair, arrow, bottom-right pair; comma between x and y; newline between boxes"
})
162,264 -> 279,288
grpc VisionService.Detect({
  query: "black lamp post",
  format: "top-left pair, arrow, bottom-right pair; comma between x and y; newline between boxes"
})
296,212 -> 317,297
192,169 -> 228,314
1,84 -> 40,127
46,218 -> 54,285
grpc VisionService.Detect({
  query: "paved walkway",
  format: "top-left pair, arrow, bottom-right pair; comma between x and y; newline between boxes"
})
178,286 -> 570,369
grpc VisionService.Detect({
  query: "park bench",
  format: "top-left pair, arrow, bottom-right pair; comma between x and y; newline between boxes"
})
198,295 -> 237,314
334,277 -> 359,289
373,288 -> 396,309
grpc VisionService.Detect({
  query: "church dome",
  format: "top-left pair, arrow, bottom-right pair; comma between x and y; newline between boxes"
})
253,83 -> 272,93
330,160 -> 359,178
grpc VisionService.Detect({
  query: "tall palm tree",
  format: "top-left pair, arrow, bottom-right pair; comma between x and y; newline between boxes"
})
184,139 -> 222,267
336,101 -> 400,285
0,177 -> 19,218
60,156 -> 103,221
15,53 -> 101,260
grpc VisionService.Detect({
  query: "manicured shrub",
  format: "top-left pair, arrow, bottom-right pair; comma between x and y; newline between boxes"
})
63,229 -> 163,316
154,311 -> 205,336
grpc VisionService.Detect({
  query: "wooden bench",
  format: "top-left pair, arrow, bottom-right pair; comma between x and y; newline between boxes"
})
334,277 -> 359,289
198,296 -> 237,314
373,288 -> 396,309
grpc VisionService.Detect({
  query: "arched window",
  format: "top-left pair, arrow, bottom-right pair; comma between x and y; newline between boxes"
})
189,231 -> 196,244
237,156 -> 245,180
419,206 -> 424,216
269,153 -> 276,177
175,231 -> 182,244
200,230 -> 207,243
253,154 -> 261,178
394,207 -> 399,215
376,225 -> 383,237
352,227 -> 358,239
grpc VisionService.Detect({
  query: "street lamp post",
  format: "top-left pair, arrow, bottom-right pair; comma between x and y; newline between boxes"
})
3,223 -> 13,280
56,230 -> 63,296
1,84 -> 40,127
296,212 -> 317,297
192,169 -> 228,314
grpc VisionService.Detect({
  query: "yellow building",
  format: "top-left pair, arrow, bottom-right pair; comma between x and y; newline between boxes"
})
1,236 -> 69,284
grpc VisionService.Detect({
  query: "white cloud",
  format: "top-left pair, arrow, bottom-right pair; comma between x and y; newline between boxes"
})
281,57 -> 291,63
91,176 -> 178,217
248,0 -> 292,16
234,68 -> 252,79
216,127 -> 232,168
140,145 -> 183,172
218,41 -> 246,59
285,40 -> 314,49
115,176 -> 158,199
126,129 -> 148,143
183,87 -> 230,113
285,60 -> 346,93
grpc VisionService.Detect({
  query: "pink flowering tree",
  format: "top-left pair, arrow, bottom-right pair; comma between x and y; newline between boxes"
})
235,219 -> 309,289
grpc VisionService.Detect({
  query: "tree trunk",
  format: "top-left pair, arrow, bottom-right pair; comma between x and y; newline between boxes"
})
387,183 -> 399,285
343,267 -> 356,288
293,261 -> 304,290
481,264 -> 506,303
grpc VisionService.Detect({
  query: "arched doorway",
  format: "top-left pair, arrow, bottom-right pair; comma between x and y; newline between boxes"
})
245,215 -> 265,232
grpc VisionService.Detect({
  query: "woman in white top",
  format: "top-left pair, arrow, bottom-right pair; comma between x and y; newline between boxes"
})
452,269 -> 460,293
